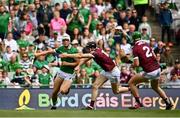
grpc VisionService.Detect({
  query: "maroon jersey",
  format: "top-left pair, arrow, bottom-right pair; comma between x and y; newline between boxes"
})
171,68 -> 180,77
92,48 -> 115,71
133,41 -> 160,72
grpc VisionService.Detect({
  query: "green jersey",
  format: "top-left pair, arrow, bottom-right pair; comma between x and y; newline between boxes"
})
28,51 -> 34,61
66,13 -> 84,32
56,46 -> 78,74
141,34 -> 150,41
0,58 -> 8,71
89,19 -> 99,33
83,66 -> 94,76
0,13 -> 9,33
79,7 -> 90,25
91,60 -> 103,72
38,73 -> 52,85
34,60 -> 49,69
7,62 -> 22,72
46,54 -> 56,63
135,67 -> 143,73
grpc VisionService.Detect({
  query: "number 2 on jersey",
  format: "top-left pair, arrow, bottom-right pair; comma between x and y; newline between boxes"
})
143,46 -> 153,58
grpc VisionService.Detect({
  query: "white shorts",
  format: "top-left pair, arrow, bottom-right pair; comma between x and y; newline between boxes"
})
100,66 -> 120,83
56,70 -> 76,81
143,68 -> 161,80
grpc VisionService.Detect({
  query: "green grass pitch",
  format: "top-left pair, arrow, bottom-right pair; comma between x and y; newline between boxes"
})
0,109 -> 180,117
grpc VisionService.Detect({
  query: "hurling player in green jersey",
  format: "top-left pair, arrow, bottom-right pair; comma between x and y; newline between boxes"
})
50,34 -> 79,110
33,34 -> 79,110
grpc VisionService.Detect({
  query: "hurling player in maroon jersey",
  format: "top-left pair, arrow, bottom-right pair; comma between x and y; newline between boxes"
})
128,31 -> 173,110
60,42 -> 130,110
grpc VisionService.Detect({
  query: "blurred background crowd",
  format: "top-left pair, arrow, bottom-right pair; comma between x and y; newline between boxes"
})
0,0 -> 179,88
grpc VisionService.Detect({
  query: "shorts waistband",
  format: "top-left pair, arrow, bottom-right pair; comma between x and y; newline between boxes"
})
110,66 -> 118,72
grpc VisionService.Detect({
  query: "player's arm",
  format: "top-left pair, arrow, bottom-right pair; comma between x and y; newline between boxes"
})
61,61 -> 79,67
34,48 -> 55,57
60,53 -> 94,58
79,58 -> 91,66
34,51 -> 52,57
132,48 -> 139,67
74,58 -> 92,72
61,53 -> 80,67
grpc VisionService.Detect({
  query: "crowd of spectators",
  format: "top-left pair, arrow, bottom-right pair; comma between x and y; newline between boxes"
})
0,0 -> 179,88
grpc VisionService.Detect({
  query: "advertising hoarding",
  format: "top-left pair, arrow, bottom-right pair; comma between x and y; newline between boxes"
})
0,88 -> 179,110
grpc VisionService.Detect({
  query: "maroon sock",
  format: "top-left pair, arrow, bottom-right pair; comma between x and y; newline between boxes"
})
90,101 -> 95,107
135,97 -> 142,106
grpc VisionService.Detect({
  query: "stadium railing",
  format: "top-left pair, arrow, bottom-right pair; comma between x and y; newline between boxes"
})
0,83 -> 180,88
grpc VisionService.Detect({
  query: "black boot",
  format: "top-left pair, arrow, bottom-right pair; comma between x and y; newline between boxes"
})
166,103 -> 173,110
51,106 -> 57,110
164,98 -> 173,110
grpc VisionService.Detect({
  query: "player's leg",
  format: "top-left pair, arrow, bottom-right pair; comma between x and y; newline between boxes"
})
111,83 -> 129,94
87,74 -> 108,109
51,76 -> 63,109
128,74 -> 149,109
59,72 -> 75,95
59,79 -> 72,95
151,79 -> 173,110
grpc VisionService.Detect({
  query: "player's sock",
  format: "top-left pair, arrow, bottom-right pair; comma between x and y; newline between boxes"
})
52,97 -> 57,107
81,101 -> 95,110
51,97 -> 57,109
163,98 -> 172,106
90,101 -> 95,108
129,97 -> 143,109
50,97 -> 57,110
135,97 -> 143,106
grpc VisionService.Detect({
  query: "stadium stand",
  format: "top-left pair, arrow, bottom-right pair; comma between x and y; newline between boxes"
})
0,0 -> 179,89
